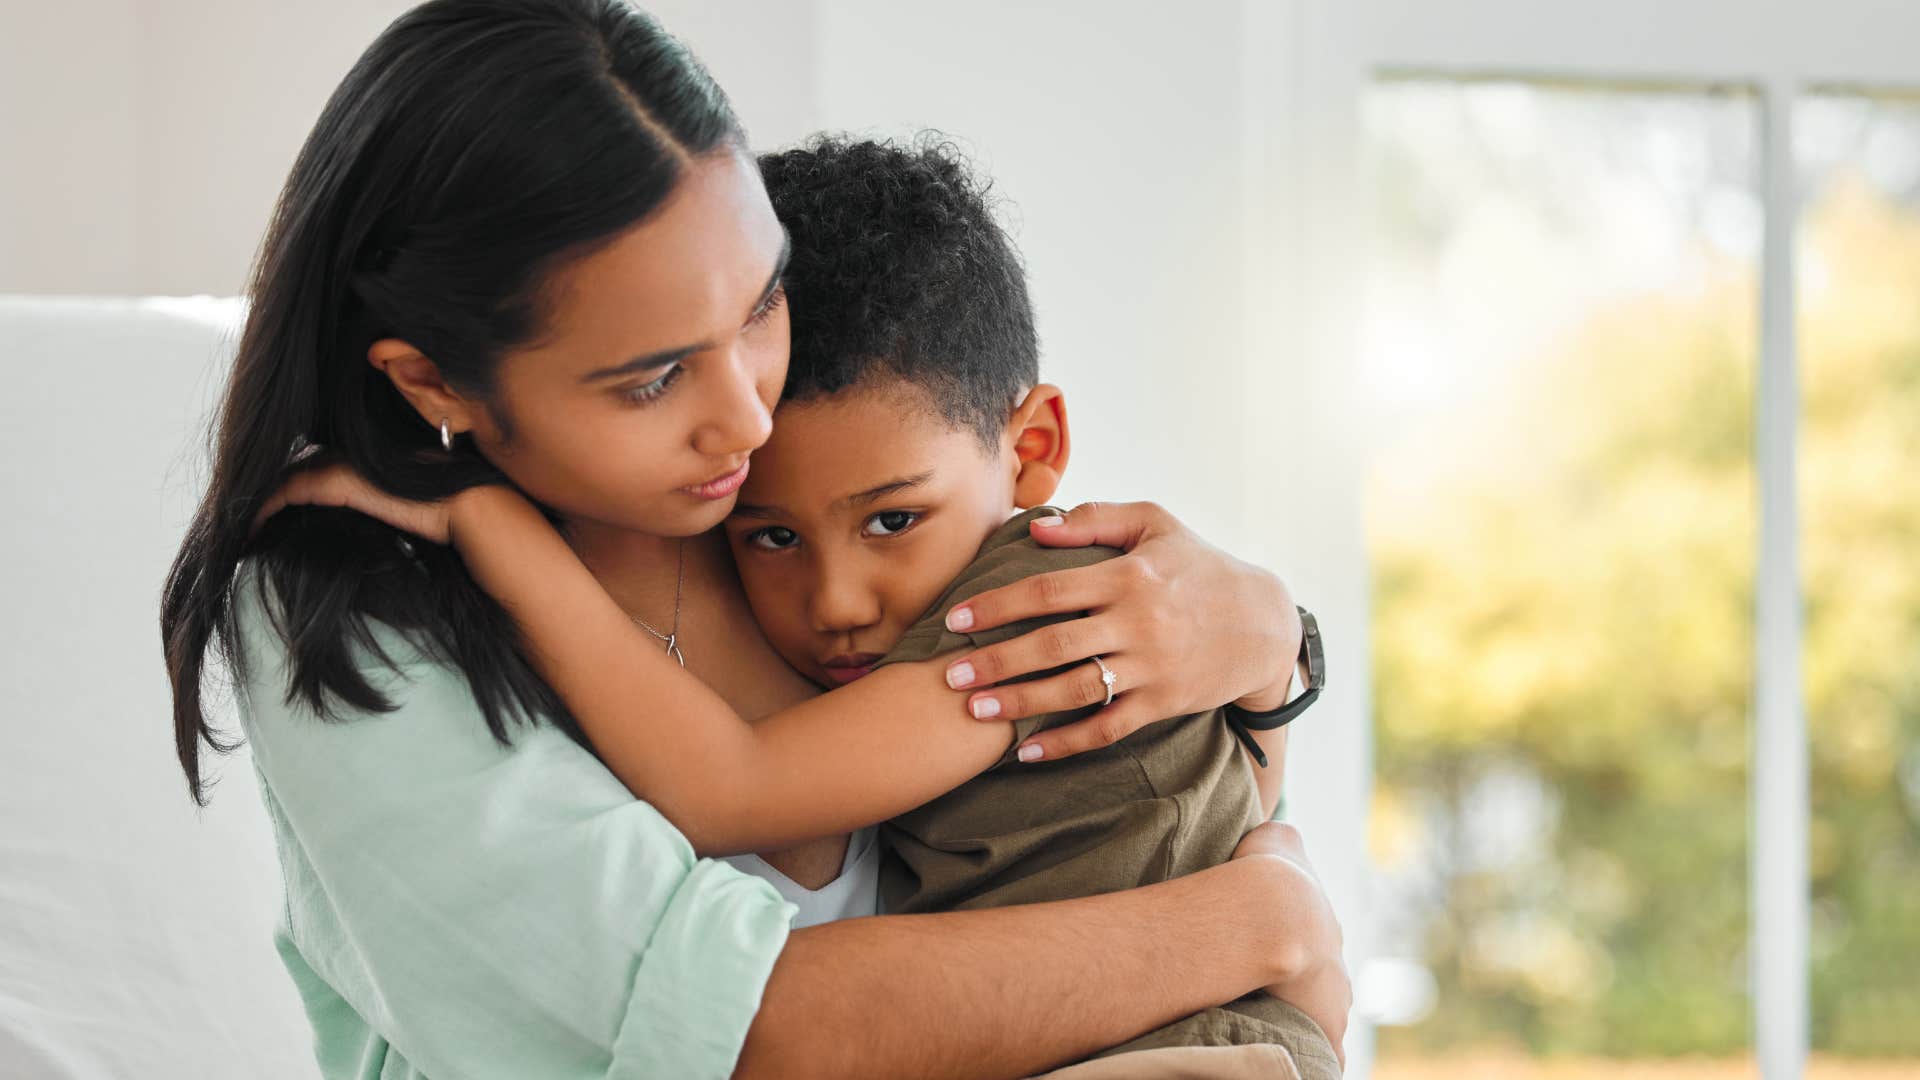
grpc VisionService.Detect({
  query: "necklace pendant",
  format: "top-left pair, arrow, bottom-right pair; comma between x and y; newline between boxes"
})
664,633 -> 686,668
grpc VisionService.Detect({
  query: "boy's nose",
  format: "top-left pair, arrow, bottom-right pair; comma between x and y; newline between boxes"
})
810,575 -> 882,634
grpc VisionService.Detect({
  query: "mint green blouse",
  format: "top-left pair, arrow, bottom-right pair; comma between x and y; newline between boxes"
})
231,572 -> 797,1079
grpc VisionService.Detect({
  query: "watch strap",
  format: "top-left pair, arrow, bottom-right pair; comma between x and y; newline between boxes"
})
1225,606 -> 1324,768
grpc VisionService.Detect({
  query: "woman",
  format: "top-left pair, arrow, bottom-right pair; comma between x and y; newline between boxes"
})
161,2 -> 1348,1077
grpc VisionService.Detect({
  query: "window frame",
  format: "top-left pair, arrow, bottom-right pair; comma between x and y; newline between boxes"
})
1245,3 -> 1920,1076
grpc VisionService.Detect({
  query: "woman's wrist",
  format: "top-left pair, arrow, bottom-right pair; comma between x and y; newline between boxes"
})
1233,662 -> 1300,715
1229,567 -> 1303,713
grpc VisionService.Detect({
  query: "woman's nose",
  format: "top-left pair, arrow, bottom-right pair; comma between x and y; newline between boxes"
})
692,347 -> 774,458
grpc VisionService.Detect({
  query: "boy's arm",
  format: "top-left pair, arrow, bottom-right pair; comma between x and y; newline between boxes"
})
452,487 -> 1017,856
1248,725 -> 1289,822
1239,661 -> 1303,820
752,835 -> 853,890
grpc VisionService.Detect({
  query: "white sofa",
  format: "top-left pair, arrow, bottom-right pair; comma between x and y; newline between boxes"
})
0,296 -> 318,1078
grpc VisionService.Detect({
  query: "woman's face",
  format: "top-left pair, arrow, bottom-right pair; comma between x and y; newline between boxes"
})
470,150 -> 791,539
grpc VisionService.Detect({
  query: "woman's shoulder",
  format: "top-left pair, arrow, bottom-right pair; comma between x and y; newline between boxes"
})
231,506 -> 568,749
239,506 -> 449,662
230,520 -> 635,821
230,555 -> 587,808
229,554 -> 462,755
232,509 -> 440,684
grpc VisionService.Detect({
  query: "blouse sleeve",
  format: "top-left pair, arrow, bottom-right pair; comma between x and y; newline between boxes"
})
230,572 -> 796,1079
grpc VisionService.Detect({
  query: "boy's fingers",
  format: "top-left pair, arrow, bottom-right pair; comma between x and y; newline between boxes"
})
1233,820 -> 1309,864
1024,499 -> 1166,551
250,493 -> 282,535
250,474 -> 316,534
249,465 -> 346,534
1011,694 -> 1159,763
946,559 -> 1120,637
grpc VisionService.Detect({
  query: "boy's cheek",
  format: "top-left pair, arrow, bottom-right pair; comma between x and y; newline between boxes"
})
735,562 -> 807,640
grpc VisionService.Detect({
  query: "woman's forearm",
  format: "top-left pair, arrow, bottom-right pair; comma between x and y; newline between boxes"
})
738,857 -> 1290,1080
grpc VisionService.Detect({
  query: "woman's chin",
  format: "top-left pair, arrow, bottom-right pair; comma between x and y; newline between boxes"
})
559,493 -> 737,543
646,492 -> 741,538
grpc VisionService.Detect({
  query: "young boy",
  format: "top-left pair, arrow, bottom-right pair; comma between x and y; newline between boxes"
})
730,136 -> 1339,1077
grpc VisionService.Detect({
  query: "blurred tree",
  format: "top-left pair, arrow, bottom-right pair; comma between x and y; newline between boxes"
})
1369,172 -> 1919,1059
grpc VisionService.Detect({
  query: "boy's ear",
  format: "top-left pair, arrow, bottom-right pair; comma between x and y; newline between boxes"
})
367,338 -> 486,440
1007,383 -> 1071,509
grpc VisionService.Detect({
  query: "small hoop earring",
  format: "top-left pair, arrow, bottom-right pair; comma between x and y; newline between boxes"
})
440,417 -> 453,453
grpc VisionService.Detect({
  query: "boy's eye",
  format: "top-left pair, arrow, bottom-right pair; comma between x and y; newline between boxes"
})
862,510 -> 919,538
747,526 -> 799,551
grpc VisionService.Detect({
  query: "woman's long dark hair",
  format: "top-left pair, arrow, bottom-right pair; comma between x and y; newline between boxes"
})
162,0 -> 742,805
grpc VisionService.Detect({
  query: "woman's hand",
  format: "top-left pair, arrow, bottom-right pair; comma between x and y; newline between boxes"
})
941,501 -> 1304,761
251,458 -> 458,543
1234,821 -> 1350,1069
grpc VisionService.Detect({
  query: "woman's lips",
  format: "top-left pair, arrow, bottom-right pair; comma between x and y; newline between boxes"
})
821,664 -> 875,685
681,459 -> 750,500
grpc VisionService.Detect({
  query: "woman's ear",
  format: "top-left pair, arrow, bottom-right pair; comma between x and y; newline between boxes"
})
1007,383 -> 1072,509
367,338 -> 484,439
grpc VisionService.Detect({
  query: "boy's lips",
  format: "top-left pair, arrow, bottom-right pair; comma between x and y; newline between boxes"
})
681,459 -> 750,500
821,652 -> 884,684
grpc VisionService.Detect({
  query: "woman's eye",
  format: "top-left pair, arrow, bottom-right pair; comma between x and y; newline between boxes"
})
621,363 -> 683,406
746,283 -> 787,328
748,526 -> 799,551
862,510 -> 919,538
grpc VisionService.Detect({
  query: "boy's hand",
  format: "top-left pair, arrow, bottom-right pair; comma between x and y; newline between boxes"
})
1232,822 -> 1351,1069
937,501 -> 1302,763
252,458 -> 457,543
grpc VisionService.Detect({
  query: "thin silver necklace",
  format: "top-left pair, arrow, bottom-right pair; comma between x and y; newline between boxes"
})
631,538 -> 686,667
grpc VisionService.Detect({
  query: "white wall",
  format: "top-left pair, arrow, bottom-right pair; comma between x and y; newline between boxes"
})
0,0 -> 141,293
0,0 -> 822,295
0,0 -> 1376,1068
814,1 -> 1256,546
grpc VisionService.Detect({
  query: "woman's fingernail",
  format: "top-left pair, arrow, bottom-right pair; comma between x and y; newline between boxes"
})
970,696 -> 1001,720
1032,515 -> 1065,528
946,661 -> 976,689
1017,743 -> 1044,762
946,605 -> 975,631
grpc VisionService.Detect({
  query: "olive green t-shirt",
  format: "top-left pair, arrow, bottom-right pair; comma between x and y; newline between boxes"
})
873,506 -> 1268,915
870,508 -> 1341,1078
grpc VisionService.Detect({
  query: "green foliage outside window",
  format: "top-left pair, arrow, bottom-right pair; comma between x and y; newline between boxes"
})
1370,168 -> 1920,1060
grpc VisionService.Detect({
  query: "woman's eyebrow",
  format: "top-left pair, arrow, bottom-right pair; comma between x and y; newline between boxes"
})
581,344 -> 700,383
582,231 -> 791,384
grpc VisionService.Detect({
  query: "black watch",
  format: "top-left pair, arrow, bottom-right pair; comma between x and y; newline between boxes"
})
1225,606 -> 1324,769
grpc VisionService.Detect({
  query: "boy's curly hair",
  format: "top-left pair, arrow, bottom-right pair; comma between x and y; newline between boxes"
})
758,134 -> 1038,446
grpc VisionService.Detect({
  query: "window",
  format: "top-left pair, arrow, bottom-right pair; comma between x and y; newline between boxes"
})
1796,90 -> 1920,1065
1364,79 -> 1761,1072
1253,4 -> 1920,1077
